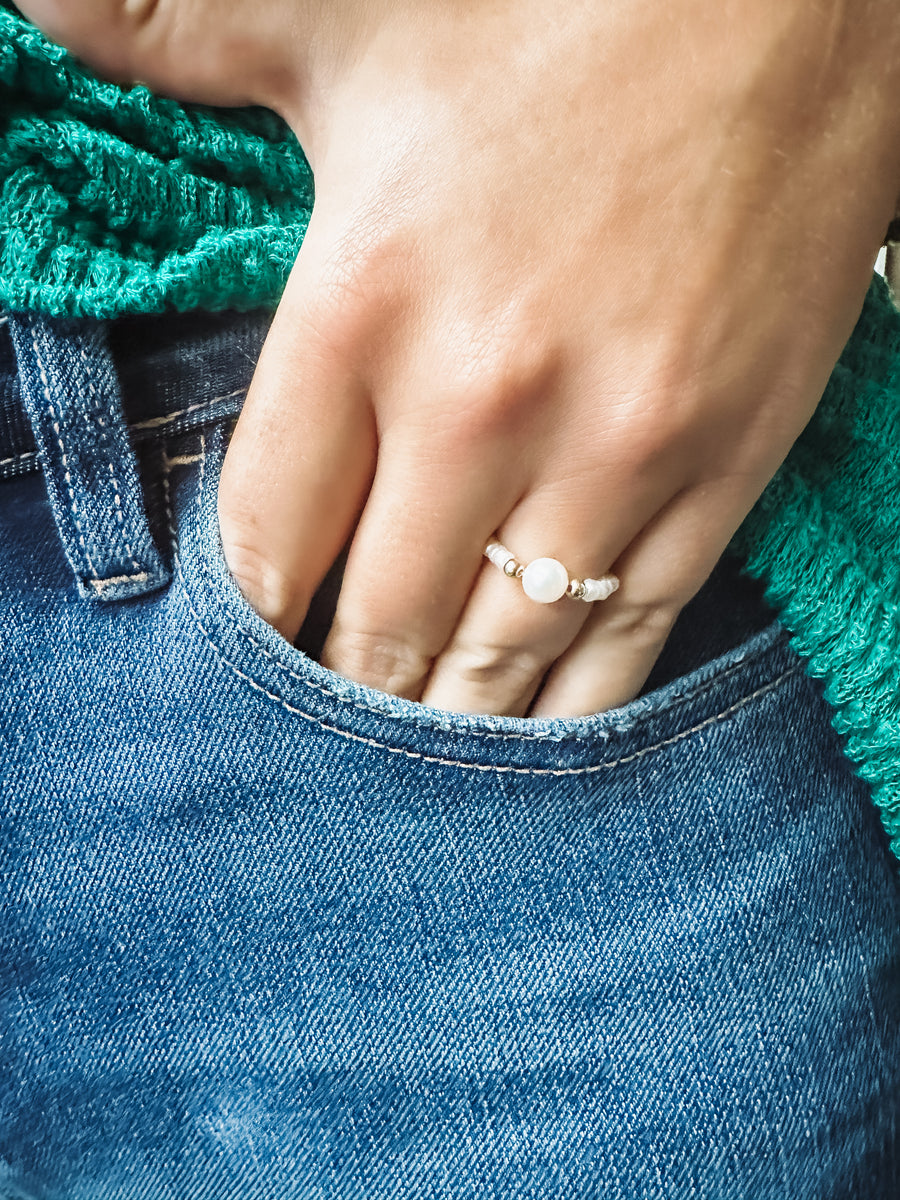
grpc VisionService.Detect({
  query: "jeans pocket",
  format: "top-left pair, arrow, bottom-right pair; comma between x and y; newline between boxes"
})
157,422 -> 900,1196
4,421 -> 898,1200
168,421 -> 804,777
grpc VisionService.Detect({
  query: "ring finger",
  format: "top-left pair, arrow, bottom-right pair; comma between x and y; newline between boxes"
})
530,475 -> 769,718
418,464 -> 684,716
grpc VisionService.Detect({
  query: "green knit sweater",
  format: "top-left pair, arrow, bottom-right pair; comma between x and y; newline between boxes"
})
0,4 -> 312,315
2,6 -> 900,860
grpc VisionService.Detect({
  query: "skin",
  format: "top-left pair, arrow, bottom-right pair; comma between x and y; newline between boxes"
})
19,0 -> 900,717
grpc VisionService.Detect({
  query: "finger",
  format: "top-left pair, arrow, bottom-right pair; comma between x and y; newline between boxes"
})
319,429 -> 525,699
418,460 -> 684,717
218,246 -> 377,642
529,477 -> 762,718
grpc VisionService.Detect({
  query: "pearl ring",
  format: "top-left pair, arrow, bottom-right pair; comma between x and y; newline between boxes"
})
484,539 -> 619,604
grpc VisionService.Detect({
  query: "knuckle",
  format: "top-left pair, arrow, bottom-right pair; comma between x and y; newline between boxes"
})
442,638 -> 548,695
322,213 -> 420,309
607,390 -> 693,473
598,343 -> 715,471
608,596 -> 682,645
296,236 -> 413,369
115,0 -> 162,32
322,627 -> 432,697
437,341 -> 560,447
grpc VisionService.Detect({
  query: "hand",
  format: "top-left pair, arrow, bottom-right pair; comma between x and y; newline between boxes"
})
20,0 -> 900,716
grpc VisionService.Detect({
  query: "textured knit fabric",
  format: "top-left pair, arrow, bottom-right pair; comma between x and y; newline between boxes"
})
1,5 -> 899,863
730,276 -> 900,861
0,3 -> 312,317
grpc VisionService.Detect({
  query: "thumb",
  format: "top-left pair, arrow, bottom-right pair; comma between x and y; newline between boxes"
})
13,0 -> 293,107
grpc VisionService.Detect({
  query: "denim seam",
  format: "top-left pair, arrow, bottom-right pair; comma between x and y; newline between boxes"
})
0,450 -> 37,468
29,322 -> 99,580
130,389 -> 246,433
79,343 -> 140,573
88,570 -> 152,592
0,398 -> 246,477
180,573 -> 804,772
191,426 -> 789,741
165,442 -> 805,773
163,452 -> 205,466
234,626 -> 768,741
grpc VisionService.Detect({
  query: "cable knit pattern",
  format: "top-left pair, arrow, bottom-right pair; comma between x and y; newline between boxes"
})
729,275 -> 900,861
0,4 -> 312,316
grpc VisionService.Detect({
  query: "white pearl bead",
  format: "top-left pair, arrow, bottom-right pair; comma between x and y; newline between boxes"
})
521,557 -> 569,603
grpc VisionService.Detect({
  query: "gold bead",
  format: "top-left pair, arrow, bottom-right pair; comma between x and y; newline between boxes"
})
503,558 -> 520,577
567,578 -> 586,600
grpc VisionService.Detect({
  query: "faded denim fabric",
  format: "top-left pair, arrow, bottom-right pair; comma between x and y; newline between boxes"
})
0,310 -> 898,1199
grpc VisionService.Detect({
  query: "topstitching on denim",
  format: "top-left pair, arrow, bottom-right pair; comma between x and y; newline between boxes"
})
162,430 -> 804,774
29,322 -> 100,582
203,429 -> 794,741
130,388 -> 247,435
0,449 -> 37,470
232,624 -> 783,743
7,312 -> 171,598
0,307 -> 264,483
0,397 -> 252,479
78,343 -> 141,575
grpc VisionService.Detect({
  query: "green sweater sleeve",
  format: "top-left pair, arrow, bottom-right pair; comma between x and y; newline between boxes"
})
0,4 -> 313,317
730,275 -> 900,861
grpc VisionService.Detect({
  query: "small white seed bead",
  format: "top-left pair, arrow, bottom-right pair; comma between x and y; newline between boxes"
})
582,574 -> 619,602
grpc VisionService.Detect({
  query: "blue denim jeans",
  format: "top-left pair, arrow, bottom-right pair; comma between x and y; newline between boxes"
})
1,308 -> 898,1199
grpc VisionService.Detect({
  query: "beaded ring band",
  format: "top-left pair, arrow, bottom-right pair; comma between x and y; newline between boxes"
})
484,539 -> 619,604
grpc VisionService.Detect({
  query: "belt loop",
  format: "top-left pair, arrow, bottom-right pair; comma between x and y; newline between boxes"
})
7,311 -> 171,601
